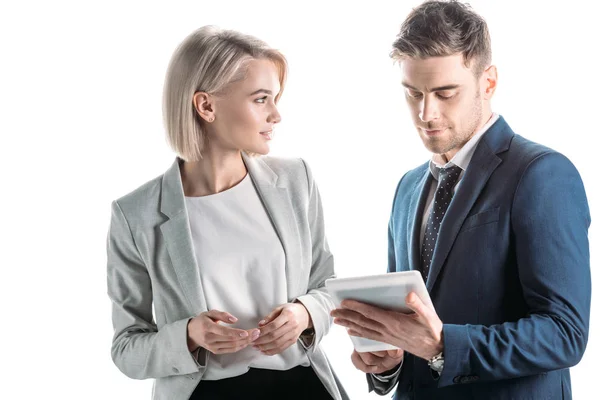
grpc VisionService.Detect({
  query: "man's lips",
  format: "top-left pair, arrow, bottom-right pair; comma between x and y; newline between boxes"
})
421,128 -> 447,136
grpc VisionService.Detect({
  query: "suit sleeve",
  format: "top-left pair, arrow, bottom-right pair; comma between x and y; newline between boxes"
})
107,200 -> 207,379
439,152 -> 591,387
367,361 -> 403,395
293,159 -> 337,351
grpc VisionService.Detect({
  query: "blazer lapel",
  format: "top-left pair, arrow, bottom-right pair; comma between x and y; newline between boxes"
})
243,153 -> 303,299
408,168 -> 433,273
426,118 -> 512,291
159,159 -> 207,314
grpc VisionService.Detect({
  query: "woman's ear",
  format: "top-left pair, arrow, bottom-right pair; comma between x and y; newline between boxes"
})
193,92 -> 216,122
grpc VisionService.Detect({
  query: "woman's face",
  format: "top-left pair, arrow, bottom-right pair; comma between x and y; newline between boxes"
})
206,58 -> 282,156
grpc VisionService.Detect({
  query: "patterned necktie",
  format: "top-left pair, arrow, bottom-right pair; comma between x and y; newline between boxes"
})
420,165 -> 463,283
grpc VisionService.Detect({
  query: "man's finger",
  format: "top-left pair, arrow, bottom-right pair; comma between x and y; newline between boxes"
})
333,312 -> 383,334
387,349 -> 403,359
352,351 -> 379,373
347,324 -> 384,342
404,292 -> 431,319
331,308 -> 363,321
358,351 -> 386,366
381,353 -> 404,370
339,300 -> 391,324
370,351 -> 388,358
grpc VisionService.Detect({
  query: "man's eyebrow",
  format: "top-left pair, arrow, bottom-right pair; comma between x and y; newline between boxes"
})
401,82 -> 461,92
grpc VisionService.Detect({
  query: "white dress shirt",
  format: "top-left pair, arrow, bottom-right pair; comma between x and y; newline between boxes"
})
419,113 -> 499,248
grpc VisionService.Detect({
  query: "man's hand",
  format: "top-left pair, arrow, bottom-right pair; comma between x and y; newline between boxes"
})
253,302 -> 312,356
331,291 -> 443,360
187,310 -> 260,355
352,349 -> 404,374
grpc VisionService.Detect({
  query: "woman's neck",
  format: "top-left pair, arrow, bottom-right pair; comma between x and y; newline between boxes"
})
180,148 -> 247,197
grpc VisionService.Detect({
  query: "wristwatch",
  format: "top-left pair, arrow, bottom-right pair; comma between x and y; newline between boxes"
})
428,351 -> 444,373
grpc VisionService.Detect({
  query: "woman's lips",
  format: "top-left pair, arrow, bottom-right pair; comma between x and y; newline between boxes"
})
260,130 -> 272,140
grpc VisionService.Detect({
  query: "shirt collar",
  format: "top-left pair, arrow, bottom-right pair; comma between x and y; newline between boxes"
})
429,112 -> 499,179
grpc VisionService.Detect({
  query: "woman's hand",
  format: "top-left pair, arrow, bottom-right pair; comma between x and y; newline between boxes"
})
187,310 -> 260,355
253,302 -> 312,356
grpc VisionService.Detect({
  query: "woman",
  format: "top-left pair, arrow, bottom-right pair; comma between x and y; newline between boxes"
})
106,26 -> 347,400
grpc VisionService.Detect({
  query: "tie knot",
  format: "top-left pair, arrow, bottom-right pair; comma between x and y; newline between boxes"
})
437,165 -> 462,189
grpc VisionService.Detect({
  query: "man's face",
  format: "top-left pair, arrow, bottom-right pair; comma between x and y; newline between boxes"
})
401,54 -> 494,162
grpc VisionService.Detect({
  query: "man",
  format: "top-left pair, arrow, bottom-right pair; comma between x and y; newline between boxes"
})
331,1 -> 591,399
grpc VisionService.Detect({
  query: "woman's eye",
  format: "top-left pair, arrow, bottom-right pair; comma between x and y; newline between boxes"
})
255,96 -> 268,103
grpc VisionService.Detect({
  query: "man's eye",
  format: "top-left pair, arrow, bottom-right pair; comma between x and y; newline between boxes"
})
436,93 -> 454,100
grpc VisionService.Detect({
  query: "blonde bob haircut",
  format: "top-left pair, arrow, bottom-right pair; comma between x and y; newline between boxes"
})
163,26 -> 287,161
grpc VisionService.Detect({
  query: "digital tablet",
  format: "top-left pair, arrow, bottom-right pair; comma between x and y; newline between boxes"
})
325,270 -> 433,352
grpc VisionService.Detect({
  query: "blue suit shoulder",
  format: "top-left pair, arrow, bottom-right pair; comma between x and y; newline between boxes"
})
507,133 -> 566,168
504,134 -> 587,202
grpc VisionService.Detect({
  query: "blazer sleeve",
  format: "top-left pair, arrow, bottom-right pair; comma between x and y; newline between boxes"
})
107,200 -> 206,379
293,159 -> 336,351
439,152 -> 591,387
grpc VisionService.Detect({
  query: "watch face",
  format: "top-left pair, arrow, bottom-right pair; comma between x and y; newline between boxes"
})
431,359 -> 444,372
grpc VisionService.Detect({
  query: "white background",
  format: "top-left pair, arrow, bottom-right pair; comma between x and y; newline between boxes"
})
1,0 -> 597,398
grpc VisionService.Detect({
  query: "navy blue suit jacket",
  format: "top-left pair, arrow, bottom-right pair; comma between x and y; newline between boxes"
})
375,117 -> 591,399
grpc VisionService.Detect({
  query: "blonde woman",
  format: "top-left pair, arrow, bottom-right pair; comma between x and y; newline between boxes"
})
106,26 -> 347,400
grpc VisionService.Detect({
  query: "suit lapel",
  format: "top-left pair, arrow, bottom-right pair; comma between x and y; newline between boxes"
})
426,119 -> 512,291
243,153 -> 302,299
159,159 -> 207,313
408,168 -> 432,273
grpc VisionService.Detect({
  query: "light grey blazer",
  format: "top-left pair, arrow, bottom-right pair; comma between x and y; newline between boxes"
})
107,153 -> 348,400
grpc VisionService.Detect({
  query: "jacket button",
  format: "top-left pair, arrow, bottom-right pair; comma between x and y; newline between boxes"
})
460,375 -> 479,383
